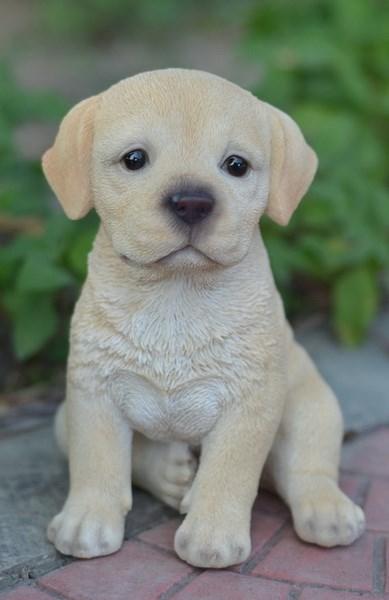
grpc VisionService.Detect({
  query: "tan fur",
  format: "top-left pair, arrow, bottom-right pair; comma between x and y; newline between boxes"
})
264,103 -> 318,225
42,69 -> 364,568
43,96 -> 99,219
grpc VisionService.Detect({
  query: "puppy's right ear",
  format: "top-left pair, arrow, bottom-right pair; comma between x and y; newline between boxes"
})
42,95 -> 99,220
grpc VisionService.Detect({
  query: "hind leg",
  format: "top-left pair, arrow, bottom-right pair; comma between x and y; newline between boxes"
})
55,402 -> 197,512
266,338 -> 365,547
132,434 -> 197,511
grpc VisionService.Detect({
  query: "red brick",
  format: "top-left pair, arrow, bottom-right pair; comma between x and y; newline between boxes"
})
139,512 -> 285,570
228,512 -> 286,573
253,490 -> 289,516
174,571 -> 290,599
339,473 -> 366,502
299,588 -> 383,599
39,540 -> 193,600
253,527 -> 374,592
0,588 -> 53,600
138,518 -> 181,551
341,428 -> 389,477
249,512 -> 286,556
365,479 -> 389,532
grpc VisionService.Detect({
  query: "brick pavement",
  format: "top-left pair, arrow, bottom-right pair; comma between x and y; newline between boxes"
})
1,427 -> 388,599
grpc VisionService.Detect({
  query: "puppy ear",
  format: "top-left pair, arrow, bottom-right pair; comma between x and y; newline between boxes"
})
42,95 -> 99,220
264,103 -> 318,226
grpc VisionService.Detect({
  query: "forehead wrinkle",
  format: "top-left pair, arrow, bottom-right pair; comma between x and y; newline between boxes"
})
97,72 -> 264,159
98,92 -> 210,153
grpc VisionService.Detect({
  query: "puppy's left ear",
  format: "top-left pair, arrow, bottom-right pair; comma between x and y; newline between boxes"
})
264,103 -> 318,226
42,95 -> 99,220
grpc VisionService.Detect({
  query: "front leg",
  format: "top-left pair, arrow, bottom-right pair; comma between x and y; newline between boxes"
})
175,381 -> 284,568
48,380 -> 132,558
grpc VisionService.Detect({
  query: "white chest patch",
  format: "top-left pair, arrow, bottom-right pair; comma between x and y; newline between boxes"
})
111,371 -> 225,443
82,265 -> 272,444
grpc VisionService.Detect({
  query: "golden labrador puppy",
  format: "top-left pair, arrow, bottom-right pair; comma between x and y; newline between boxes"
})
42,69 -> 365,568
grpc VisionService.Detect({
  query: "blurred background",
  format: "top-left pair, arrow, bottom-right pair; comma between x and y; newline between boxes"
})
0,0 -> 388,429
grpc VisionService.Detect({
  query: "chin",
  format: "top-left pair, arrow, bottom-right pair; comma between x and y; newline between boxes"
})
156,246 -> 219,270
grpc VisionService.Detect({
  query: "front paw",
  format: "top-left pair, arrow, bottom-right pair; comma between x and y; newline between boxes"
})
174,511 -> 251,568
292,489 -> 365,547
48,496 -> 126,558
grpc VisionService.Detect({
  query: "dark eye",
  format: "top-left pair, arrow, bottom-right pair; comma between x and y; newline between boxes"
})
122,149 -> 148,170
223,155 -> 249,177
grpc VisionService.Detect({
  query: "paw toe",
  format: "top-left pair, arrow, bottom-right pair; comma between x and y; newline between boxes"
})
174,519 -> 250,568
47,506 -> 124,558
293,494 -> 365,547
165,463 -> 194,486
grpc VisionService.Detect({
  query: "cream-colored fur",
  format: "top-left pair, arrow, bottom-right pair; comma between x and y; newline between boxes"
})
42,69 -> 365,568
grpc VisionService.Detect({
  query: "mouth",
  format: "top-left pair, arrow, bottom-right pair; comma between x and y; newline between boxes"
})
156,244 -> 191,262
119,245 -> 218,268
154,244 -> 214,265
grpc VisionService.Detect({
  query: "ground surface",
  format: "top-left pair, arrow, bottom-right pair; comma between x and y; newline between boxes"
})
0,426 -> 388,599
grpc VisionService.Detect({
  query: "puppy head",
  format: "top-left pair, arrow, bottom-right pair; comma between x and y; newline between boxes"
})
42,69 -> 317,270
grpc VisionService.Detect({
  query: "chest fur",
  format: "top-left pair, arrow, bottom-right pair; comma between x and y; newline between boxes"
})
104,303 -> 262,442
73,277 -> 275,442
111,371 -> 226,442
90,278 -> 265,380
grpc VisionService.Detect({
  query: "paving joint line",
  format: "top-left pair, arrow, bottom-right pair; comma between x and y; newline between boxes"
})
158,570 -> 202,600
372,535 -> 387,595
36,581 -> 70,600
366,527 -> 389,535
247,572 -> 373,595
287,586 -> 303,600
134,536 -> 180,559
239,519 -> 290,575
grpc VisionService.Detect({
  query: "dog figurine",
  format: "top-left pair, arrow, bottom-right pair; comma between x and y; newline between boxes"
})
42,69 -> 365,568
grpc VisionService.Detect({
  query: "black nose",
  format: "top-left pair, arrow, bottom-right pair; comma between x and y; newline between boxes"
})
167,192 -> 214,225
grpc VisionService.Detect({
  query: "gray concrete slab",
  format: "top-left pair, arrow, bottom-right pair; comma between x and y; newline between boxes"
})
0,425 -> 175,592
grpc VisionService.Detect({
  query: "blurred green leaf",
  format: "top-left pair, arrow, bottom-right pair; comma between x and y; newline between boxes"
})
16,252 -> 73,293
332,267 -> 379,345
3,293 -> 58,360
66,225 -> 96,279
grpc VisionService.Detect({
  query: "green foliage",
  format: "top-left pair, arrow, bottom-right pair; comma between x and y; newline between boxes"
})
0,212 -> 98,361
39,0 -> 253,40
0,64 -> 98,363
332,267 -> 378,346
0,64 -> 66,219
4,293 -> 59,360
243,0 -> 389,344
